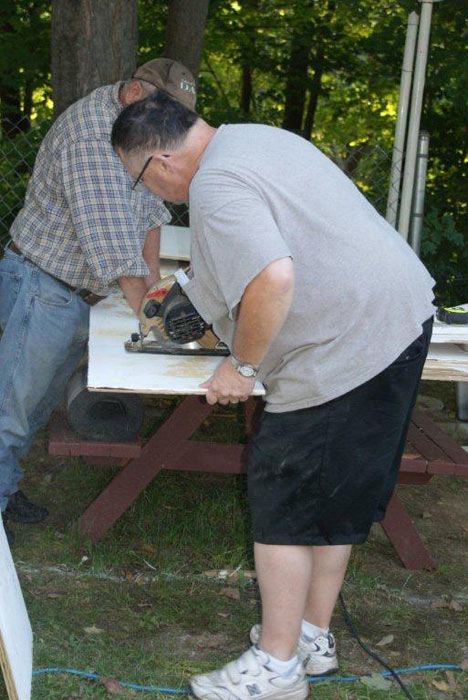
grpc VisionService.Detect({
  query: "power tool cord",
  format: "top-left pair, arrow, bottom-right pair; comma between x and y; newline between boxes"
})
339,591 -> 414,699
31,590 -> 463,696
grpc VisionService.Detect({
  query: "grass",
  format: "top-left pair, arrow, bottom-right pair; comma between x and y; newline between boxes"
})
1,385 -> 467,699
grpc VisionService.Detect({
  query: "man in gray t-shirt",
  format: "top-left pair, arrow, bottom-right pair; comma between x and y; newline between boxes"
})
112,93 -> 435,700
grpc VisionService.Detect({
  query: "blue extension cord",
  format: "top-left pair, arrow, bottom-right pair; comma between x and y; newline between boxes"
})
32,663 -> 463,694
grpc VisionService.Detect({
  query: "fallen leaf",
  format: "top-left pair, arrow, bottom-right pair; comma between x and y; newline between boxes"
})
140,542 -> 158,556
460,658 -> 468,671
242,570 -> 257,580
431,679 -> 450,692
46,592 -> 64,599
422,510 -> 432,519
83,625 -> 104,635
101,677 -> 135,695
219,587 -> 240,601
375,634 -> 394,647
445,670 -> 457,688
360,673 -> 392,691
217,612 -> 230,618
203,570 -> 220,578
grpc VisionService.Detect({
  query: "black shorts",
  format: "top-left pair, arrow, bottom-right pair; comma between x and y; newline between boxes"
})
247,318 -> 433,546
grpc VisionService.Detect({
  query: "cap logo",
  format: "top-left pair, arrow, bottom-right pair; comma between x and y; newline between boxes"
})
180,79 -> 196,95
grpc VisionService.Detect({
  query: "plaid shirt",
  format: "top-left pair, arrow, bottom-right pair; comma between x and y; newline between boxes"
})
10,82 -> 170,295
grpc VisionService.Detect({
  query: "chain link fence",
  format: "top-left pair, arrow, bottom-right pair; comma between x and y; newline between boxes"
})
0,118 -> 392,246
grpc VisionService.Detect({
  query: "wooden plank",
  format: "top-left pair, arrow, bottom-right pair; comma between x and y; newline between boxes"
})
380,493 -> 435,570
412,410 -> 468,465
399,456 -> 427,473
0,519 -> 32,700
397,473 -> 433,485
406,422 -> 448,463
48,414 -> 141,459
165,442 -> 246,473
422,343 -> 468,382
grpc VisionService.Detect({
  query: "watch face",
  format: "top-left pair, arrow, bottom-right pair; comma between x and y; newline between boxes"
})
239,365 -> 255,378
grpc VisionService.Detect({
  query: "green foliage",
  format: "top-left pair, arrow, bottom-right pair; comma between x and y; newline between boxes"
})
420,206 -> 468,305
0,0 -> 465,288
0,1 -> 51,120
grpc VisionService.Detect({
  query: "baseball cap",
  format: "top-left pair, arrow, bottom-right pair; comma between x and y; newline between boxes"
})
133,58 -> 197,110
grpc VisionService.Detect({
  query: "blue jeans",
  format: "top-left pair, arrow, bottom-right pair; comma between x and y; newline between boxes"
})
0,247 -> 90,509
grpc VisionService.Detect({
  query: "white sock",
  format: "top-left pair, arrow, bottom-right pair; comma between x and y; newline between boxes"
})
265,652 -> 299,677
301,619 -> 328,640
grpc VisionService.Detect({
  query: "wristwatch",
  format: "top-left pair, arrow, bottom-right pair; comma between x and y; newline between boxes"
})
230,354 -> 259,378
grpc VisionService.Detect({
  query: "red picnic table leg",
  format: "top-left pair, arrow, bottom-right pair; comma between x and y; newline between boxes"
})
78,396 -> 259,542
78,396 -> 216,542
380,491 -> 435,570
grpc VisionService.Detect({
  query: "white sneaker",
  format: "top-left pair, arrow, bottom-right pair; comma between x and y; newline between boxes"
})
249,625 -> 339,677
190,646 -> 309,700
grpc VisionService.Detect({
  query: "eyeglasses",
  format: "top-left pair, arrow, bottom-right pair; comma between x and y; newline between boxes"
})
131,155 -> 152,190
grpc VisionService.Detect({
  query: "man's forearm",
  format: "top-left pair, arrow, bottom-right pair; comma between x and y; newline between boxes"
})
118,275 -> 147,315
143,227 -> 161,287
233,257 -> 294,366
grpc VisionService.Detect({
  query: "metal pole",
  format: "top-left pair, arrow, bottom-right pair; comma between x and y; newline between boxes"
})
408,131 -> 429,256
456,383 -> 468,421
398,0 -> 434,240
386,11 -> 419,227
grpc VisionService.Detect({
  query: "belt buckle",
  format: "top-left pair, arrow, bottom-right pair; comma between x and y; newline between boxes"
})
78,289 -> 93,304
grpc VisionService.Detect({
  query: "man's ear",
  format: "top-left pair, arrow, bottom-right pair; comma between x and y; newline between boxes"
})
153,154 -> 173,172
122,80 -> 145,106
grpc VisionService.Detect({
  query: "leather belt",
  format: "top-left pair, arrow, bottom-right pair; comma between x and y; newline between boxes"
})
8,241 -> 106,306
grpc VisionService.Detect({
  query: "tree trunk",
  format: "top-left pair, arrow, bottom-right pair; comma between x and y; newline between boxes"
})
51,0 -> 138,118
282,1 -> 315,135
163,0 -> 210,82
240,64 -> 253,117
303,43 -> 325,138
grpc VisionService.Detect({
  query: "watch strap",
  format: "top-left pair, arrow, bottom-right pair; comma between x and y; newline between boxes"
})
229,354 -> 259,377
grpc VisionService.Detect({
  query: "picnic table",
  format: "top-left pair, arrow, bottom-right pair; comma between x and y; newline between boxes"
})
49,226 -> 468,569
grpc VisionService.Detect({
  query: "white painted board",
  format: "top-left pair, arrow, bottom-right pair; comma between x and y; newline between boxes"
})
0,518 -> 33,700
160,225 -> 191,261
89,286 -> 468,393
88,290 -> 265,396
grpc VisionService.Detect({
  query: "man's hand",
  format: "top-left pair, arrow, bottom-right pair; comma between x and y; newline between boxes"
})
200,357 -> 255,405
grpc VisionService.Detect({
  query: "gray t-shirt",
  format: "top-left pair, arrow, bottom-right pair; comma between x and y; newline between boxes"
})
184,124 -> 435,412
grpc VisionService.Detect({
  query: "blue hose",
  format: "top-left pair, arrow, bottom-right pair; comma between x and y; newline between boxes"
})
32,663 -> 463,694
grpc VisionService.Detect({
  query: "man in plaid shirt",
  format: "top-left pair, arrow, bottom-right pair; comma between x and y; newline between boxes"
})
0,59 -> 196,545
